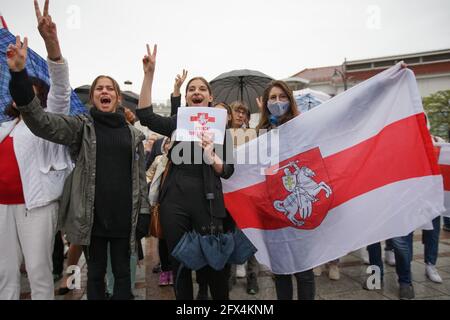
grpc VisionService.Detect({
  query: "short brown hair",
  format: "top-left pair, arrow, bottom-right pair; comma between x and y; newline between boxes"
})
230,101 -> 249,116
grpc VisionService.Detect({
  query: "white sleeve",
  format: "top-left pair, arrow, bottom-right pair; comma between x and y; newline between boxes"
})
46,57 -> 71,115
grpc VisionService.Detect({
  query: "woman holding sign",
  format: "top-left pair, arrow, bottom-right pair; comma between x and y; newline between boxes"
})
136,45 -> 234,300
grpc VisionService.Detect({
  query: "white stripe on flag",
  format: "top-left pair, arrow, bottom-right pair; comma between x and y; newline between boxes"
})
245,176 -> 443,274
225,64 -> 424,194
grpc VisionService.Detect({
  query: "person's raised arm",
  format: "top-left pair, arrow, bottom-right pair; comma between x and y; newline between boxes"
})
170,69 -> 188,116
138,44 -> 157,109
7,36 -> 83,147
35,0 -> 71,115
34,0 -> 62,62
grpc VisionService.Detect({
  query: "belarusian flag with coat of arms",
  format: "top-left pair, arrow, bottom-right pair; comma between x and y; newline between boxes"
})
223,63 -> 444,274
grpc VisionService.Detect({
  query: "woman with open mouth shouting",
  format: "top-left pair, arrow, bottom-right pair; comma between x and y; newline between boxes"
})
7,3 -> 150,300
136,44 -> 235,300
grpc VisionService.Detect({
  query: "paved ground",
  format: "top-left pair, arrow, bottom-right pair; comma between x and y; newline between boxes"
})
19,228 -> 450,300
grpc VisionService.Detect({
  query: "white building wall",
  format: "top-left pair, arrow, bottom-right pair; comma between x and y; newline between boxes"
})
416,74 -> 450,97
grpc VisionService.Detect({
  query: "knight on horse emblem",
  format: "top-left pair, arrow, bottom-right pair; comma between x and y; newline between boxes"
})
273,161 -> 332,226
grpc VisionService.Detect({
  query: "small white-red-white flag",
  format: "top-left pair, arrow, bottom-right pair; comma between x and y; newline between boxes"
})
0,12 -> 8,30
223,63 -> 444,274
435,142 -> 450,217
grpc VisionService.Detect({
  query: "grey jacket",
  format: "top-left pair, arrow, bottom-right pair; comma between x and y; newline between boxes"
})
16,97 -> 150,252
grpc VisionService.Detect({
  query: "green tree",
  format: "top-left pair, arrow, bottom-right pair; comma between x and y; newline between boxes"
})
423,90 -> 450,141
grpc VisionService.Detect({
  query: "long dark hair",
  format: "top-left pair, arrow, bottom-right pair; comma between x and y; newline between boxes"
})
256,80 -> 299,131
185,77 -> 213,107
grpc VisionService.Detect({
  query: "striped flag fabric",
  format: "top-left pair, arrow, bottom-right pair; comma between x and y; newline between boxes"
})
0,25 -> 86,123
222,63 -> 444,274
0,11 -> 7,30
436,142 -> 450,217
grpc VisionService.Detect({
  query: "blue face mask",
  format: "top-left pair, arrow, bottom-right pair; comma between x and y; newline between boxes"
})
267,101 -> 290,117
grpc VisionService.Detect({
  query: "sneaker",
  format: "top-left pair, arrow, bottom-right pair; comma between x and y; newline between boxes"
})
196,283 -> 209,300
425,264 -> 443,283
236,264 -> 246,278
246,273 -> 259,295
399,284 -> 415,300
168,271 -> 174,285
313,266 -> 322,277
328,264 -> 340,280
384,250 -> 396,266
359,248 -> 370,265
152,262 -> 161,273
158,271 -> 170,286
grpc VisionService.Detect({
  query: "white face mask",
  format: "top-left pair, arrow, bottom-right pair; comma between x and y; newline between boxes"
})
267,101 -> 290,117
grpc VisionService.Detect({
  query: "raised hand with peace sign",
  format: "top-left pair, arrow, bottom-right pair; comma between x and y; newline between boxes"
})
142,44 -> 157,75
6,36 -> 28,72
173,69 -> 188,97
34,0 -> 62,61
138,44 -> 157,109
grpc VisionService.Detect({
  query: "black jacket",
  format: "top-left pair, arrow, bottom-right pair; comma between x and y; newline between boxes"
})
136,106 -> 234,218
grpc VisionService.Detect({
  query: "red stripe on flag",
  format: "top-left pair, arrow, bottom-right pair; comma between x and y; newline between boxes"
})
225,114 -> 439,230
439,164 -> 450,191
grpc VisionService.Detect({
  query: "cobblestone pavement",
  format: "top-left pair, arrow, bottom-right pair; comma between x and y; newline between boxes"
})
18,228 -> 450,300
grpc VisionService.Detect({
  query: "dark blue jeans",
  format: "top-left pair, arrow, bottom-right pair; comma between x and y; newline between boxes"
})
384,239 -> 394,251
367,242 -> 384,281
422,216 -> 441,265
274,269 -> 315,300
366,239 -> 395,280
391,232 -> 414,285
443,217 -> 450,229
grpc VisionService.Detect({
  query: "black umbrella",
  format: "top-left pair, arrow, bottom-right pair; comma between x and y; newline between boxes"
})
74,85 -> 139,113
210,69 -> 274,113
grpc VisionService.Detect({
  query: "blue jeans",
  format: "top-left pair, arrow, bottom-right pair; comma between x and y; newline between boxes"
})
422,216 -> 440,265
391,232 -> 414,285
366,240 -> 395,280
367,243 -> 384,280
443,217 -> 450,229
384,239 -> 394,251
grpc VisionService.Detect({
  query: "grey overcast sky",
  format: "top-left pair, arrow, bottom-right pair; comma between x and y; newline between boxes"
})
2,0 -> 450,102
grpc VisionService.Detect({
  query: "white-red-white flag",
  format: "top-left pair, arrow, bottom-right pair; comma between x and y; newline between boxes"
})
435,142 -> 450,217
223,63 -> 444,274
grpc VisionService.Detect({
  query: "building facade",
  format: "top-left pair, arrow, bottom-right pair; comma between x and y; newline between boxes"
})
291,49 -> 450,98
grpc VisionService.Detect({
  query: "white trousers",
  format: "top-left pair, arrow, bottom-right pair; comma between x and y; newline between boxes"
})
0,202 -> 57,300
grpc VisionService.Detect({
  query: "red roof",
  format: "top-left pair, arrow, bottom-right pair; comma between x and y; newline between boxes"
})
292,66 -> 344,83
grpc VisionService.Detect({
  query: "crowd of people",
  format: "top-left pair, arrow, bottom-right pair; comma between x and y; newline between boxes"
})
0,0 -> 449,301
